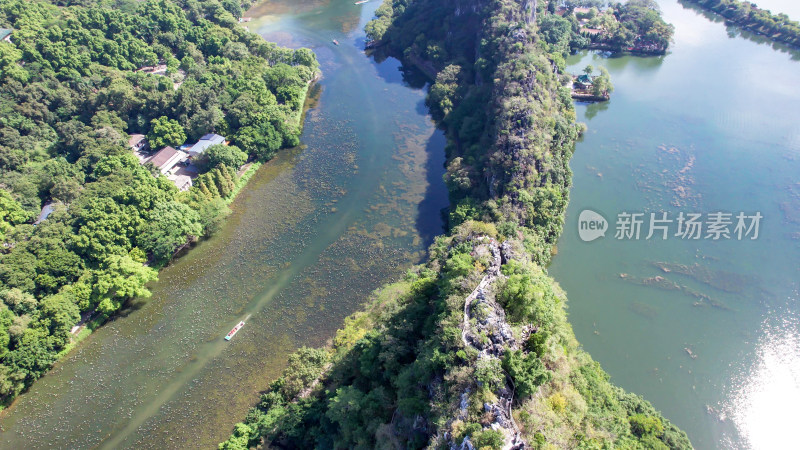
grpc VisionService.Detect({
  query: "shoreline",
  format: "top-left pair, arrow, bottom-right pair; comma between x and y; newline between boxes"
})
680,0 -> 800,49
0,70 -> 321,413
220,0 -> 691,448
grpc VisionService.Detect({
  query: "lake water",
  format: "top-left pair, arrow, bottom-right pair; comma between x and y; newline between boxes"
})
0,1 -> 448,448
549,1 -> 800,449
2,0 -> 798,449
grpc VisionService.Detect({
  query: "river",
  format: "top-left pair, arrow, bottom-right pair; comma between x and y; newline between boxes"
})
0,1 -> 448,448
549,1 -> 800,449
2,1 -> 798,449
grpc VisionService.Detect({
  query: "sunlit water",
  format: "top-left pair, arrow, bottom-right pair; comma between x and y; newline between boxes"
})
549,1 -> 800,449
0,1 -> 448,448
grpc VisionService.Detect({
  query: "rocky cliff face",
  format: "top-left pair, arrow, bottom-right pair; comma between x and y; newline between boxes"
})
446,237 -> 524,450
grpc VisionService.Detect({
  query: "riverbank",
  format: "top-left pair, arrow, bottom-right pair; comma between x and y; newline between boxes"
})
0,0 -> 450,444
51,72 -> 318,358
587,42 -> 670,55
681,0 -> 800,48
0,62 -> 319,415
219,0 -> 691,448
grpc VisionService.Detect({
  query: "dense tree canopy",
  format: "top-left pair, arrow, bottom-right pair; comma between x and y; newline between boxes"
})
0,0 -> 318,405
147,116 -> 186,149
536,0 -> 675,55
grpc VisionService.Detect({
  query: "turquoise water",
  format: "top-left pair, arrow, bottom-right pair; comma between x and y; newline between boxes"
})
549,1 -> 800,449
0,1 -> 448,448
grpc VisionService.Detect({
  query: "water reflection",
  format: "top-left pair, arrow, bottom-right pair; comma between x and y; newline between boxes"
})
677,0 -> 800,60
246,0 -> 363,35
583,99 -> 610,121
550,2 -> 800,447
725,305 -> 800,449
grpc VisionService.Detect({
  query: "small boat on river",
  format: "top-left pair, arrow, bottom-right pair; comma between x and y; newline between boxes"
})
355,1 -> 369,4
332,38 -> 339,45
225,321 -> 245,340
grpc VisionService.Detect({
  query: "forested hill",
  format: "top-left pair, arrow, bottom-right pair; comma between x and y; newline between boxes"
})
0,0 -> 316,405
220,1 -> 691,449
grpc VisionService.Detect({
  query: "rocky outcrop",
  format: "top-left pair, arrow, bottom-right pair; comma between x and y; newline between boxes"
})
450,236 -> 524,450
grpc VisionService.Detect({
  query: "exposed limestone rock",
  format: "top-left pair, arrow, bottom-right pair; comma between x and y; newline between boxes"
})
449,236 -> 525,449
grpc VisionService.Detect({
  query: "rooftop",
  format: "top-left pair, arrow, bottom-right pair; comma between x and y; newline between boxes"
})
34,202 -> 57,225
189,134 -> 226,156
200,133 -> 225,143
0,29 -> 11,41
150,146 -> 179,168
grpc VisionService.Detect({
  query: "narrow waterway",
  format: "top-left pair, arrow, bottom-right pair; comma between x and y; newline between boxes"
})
549,1 -> 800,449
0,1 -> 448,448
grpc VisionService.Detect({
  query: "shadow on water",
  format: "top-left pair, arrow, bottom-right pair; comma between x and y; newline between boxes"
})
372,53 -> 431,90
369,56 -> 446,251
578,49 -> 667,72
113,299 -> 147,319
583,100 -> 611,121
415,127 -> 449,251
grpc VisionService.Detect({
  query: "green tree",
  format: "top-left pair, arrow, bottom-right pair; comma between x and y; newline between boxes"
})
292,48 -> 318,70
475,357 -> 504,390
0,190 -> 32,241
278,347 -> 329,399
427,65 -> 462,120
592,66 -> 614,97
235,123 -> 283,160
38,292 -> 80,345
502,350 -> 550,398
147,116 -> 186,150
0,289 -> 37,315
138,201 -> 202,263
498,262 -> 558,328
92,254 -> 158,315
196,197 -> 231,236
203,144 -> 247,169
629,413 -> 665,437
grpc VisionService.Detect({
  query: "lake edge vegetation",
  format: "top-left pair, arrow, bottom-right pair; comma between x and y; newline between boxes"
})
0,0 -> 318,406
682,0 -> 800,48
220,1 -> 691,449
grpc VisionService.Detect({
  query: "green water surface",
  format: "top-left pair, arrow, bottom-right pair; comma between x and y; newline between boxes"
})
549,1 -> 800,449
0,1 -> 448,448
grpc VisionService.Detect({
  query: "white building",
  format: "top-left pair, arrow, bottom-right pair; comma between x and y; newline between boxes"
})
188,133 -> 226,158
149,146 -> 187,174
